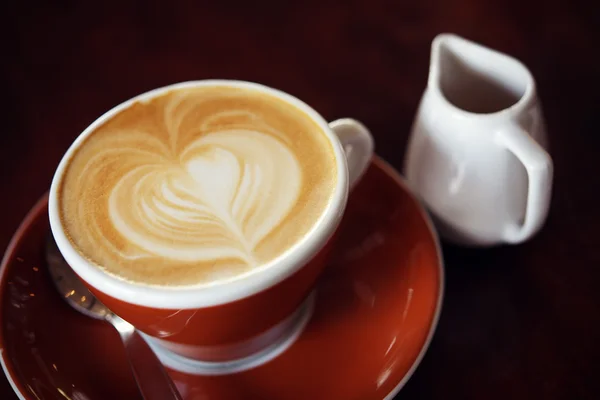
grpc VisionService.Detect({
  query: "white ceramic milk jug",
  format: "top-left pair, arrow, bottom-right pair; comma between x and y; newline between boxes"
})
404,34 -> 553,247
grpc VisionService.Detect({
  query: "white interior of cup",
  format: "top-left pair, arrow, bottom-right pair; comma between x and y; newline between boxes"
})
48,80 -> 349,309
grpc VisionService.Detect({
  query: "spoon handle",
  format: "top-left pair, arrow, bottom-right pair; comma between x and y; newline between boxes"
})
109,315 -> 183,400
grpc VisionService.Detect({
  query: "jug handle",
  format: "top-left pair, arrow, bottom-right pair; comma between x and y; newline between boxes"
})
496,125 -> 553,243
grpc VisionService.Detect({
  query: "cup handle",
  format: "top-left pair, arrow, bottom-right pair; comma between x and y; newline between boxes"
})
496,124 -> 553,243
329,118 -> 375,189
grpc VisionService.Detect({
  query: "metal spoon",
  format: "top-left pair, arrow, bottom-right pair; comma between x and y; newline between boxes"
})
45,235 -> 183,400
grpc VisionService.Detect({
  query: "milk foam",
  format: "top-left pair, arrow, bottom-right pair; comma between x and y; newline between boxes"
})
108,129 -> 302,265
59,86 -> 336,286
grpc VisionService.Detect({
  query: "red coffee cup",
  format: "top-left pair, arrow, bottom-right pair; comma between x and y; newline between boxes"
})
48,80 -> 374,367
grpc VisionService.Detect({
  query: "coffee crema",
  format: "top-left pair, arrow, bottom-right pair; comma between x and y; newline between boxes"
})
59,86 -> 337,287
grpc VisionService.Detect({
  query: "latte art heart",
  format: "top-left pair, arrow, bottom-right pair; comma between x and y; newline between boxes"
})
58,86 -> 336,287
108,130 -> 302,266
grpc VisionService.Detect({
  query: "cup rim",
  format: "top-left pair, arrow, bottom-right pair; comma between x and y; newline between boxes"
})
48,79 -> 349,309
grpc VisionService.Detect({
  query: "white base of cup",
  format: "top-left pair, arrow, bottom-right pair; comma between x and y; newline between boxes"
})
141,291 -> 315,375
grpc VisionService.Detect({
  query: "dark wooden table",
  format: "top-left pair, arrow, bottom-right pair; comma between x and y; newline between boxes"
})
1,1 -> 599,399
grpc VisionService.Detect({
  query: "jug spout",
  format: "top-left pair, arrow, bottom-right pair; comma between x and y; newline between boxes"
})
428,33 -> 535,115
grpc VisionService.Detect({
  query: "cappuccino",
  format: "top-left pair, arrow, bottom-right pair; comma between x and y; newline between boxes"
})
58,85 -> 337,287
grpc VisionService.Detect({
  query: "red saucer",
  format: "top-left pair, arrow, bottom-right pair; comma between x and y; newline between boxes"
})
0,157 -> 443,400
